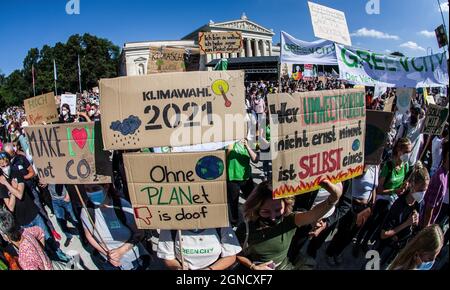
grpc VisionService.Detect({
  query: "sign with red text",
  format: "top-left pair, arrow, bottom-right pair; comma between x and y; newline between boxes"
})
123,151 -> 229,230
268,88 -> 365,199
24,93 -> 59,125
24,123 -> 111,184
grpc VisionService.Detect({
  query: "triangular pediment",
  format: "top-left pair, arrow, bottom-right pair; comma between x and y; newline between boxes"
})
210,20 -> 275,35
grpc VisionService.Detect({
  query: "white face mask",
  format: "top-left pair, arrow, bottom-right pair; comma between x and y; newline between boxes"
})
89,109 -> 96,117
412,191 -> 426,203
400,153 -> 410,163
1,166 -> 11,176
61,110 -> 68,117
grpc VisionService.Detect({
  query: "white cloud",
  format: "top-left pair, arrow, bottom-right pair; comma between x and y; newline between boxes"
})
351,27 -> 399,40
384,49 -> 393,54
440,2 -> 449,13
419,30 -> 435,38
399,41 -> 426,52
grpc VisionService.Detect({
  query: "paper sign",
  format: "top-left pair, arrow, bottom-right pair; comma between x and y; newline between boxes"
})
396,88 -> 415,114
198,32 -> 243,55
24,92 -> 59,125
365,110 -> 394,165
308,1 -> 352,46
24,122 -> 111,184
268,89 -> 365,199
61,94 -> 77,115
123,151 -> 229,230
147,47 -> 186,74
99,71 -> 246,150
422,104 -> 449,135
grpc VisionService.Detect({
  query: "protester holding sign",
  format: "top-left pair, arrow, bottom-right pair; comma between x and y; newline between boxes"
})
80,183 -> 150,270
59,104 -> 75,124
157,227 -> 241,270
227,139 -> 258,226
235,179 -> 342,270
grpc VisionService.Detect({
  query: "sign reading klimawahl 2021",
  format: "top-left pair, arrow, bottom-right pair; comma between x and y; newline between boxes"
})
123,151 -> 229,230
100,71 -> 246,150
24,122 -> 111,184
336,44 -> 449,87
269,88 -> 365,199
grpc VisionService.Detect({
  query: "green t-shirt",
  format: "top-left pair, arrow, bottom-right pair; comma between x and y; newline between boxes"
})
236,214 -> 297,268
380,161 -> 410,191
227,142 -> 251,181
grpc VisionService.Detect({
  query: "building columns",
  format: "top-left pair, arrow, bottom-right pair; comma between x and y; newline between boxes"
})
254,39 -> 261,57
268,41 -> 273,56
246,38 -> 253,57
261,40 -> 267,57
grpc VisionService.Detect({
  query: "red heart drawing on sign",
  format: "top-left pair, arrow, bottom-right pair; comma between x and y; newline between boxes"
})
72,128 -> 88,149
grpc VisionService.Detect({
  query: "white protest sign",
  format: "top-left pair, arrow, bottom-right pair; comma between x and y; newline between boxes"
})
60,94 -> 77,115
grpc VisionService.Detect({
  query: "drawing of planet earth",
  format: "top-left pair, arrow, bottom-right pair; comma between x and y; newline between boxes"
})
195,156 -> 224,180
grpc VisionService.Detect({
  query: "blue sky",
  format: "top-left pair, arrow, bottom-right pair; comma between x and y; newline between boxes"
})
0,0 -> 448,76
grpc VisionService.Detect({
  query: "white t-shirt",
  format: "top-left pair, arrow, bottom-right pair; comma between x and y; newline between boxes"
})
351,165 -> 379,201
157,228 -> 242,270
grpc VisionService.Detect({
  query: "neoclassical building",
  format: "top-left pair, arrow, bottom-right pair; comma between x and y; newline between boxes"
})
120,13 -> 280,78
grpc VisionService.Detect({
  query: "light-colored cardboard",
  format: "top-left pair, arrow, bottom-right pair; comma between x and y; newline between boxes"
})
60,94 -> 77,115
24,92 -> 59,125
123,151 -> 229,230
422,104 -> 449,135
365,110 -> 394,165
308,1 -> 352,46
24,122 -> 111,184
147,46 -> 186,74
268,89 -> 365,199
99,71 -> 246,150
198,32 -> 243,55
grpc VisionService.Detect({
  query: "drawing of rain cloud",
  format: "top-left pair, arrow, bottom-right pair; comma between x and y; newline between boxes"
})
110,115 -> 142,136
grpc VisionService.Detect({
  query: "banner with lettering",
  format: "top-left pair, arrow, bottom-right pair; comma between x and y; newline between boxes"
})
198,32 -> 243,55
336,44 -> 449,87
268,88 -> 365,199
281,31 -> 337,65
123,151 -> 229,230
24,92 -> 59,125
24,123 -> 111,184
99,71 -> 246,150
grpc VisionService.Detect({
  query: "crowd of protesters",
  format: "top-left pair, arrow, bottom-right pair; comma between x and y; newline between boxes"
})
0,74 -> 448,271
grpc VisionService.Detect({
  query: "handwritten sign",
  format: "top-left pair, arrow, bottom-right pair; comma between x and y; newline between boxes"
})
422,104 -> 449,135
198,32 -> 243,55
61,94 -> 77,115
147,47 -> 186,74
99,71 -> 246,150
308,1 -> 352,46
24,123 -> 111,184
24,93 -> 59,125
269,89 -> 365,199
123,151 -> 229,230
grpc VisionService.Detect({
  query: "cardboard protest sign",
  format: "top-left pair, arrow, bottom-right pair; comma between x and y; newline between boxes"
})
422,104 -> 449,135
198,32 -> 243,55
93,121 -> 113,177
308,1 -> 352,46
268,88 -> 365,199
24,122 -> 111,184
365,110 -> 394,165
396,88 -> 415,114
99,71 -> 246,150
147,47 -> 186,74
123,151 -> 229,230
61,94 -> 77,115
383,94 -> 395,112
24,93 -> 59,125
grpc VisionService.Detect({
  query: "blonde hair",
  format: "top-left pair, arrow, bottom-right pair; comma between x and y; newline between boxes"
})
388,225 -> 444,270
409,161 -> 430,188
393,137 -> 412,155
243,181 -> 294,222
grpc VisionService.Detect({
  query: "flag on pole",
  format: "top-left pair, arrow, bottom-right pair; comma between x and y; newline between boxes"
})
31,64 -> 36,97
53,59 -> 58,96
77,54 -> 82,93
214,58 -> 228,71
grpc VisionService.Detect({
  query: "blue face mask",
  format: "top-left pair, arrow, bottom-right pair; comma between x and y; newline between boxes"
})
417,261 -> 434,270
87,190 -> 106,206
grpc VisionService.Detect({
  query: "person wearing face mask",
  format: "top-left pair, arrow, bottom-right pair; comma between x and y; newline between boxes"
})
395,104 -> 425,167
378,164 -> 430,267
355,138 -> 412,250
87,104 -> 101,122
59,104 -> 74,124
235,179 -> 342,270
388,224 -> 444,270
80,184 -> 150,270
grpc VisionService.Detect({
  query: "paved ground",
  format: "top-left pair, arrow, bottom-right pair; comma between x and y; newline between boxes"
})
47,160 -> 448,270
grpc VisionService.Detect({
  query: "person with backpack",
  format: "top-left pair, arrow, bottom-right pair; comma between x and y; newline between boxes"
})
157,227 -> 242,270
80,183 -> 150,270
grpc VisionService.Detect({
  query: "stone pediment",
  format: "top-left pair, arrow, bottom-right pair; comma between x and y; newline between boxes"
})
210,20 -> 275,36
134,57 -> 147,62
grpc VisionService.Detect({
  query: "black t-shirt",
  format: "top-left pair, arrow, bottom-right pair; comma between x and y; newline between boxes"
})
382,194 -> 421,242
10,154 -> 31,178
0,170 -> 39,227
